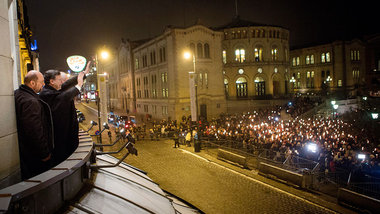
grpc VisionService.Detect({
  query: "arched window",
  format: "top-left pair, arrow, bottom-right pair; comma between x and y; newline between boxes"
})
271,46 -> 278,61
197,43 -> 203,58
254,47 -> 263,62
204,43 -> 210,58
236,77 -> 247,98
235,48 -> 245,63
254,77 -> 265,96
222,50 -> 227,64
190,43 -> 195,56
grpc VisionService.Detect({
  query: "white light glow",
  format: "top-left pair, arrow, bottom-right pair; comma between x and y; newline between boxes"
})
307,143 -> 318,153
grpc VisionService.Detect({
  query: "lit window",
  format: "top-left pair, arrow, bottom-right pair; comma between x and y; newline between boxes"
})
238,69 -> 244,74
162,106 -> 168,115
321,52 -> 331,63
310,55 -> 314,64
205,72 -> 208,87
135,58 -> 139,69
351,50 -> 360,61
326,52 -> 331,62
258,68 -> 263,73
271,47 -> 278,61
292,57 -> 296,66
222,50 -> 227,64
338,80 -> 342,87
236,77 -> 248,97
254,47 -> 263,62
254,77 -> 265,96
306,71 -> 314,88
296,57 -> 300,66
274,68 -> 278,73
306,55 -> 310,65
235,49 -> 245,62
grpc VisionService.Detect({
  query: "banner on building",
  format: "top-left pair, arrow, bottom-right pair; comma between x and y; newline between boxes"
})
189,72 -> 197,121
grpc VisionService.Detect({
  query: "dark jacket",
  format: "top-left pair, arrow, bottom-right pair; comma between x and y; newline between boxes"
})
39,76 -> 80,165
14,85 -> 54,179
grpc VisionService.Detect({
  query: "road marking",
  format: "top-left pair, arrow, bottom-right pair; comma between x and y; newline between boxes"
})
180,149 -> 336,213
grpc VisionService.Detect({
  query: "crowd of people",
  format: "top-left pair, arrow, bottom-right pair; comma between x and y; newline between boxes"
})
133,104 -> 379,179
201,108 -> 379,177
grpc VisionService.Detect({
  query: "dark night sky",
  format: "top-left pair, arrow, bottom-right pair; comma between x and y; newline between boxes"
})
25,0 -> 378,72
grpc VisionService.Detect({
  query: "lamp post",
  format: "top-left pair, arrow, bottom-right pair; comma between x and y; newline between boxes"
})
184,51 -> 198,122
94,50 -> 110,145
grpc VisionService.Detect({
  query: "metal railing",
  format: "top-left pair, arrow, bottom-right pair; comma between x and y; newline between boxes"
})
198,137 -> 380,200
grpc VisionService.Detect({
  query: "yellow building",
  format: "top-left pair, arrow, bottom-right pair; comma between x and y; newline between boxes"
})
111,25 -> 227,122
220,17 -> 290,100
289,40 -> 366,97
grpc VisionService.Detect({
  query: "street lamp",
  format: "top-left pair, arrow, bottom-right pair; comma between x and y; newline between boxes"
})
184,51 -> 198,122
94,50 -> 110,145
289,76 -> 296,93
371,113 -> 379,120
333,104 -> 339,119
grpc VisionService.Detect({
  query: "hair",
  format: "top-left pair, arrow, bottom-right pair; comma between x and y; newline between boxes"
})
44,70 -> 61,85
24,71 -> 39,84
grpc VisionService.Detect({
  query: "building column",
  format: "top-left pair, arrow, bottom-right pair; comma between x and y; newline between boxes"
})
0,0 -> 21,186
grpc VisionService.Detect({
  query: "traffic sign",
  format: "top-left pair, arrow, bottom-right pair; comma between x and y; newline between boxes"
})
95,130 -> 100,135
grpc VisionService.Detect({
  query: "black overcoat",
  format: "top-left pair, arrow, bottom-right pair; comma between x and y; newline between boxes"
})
39,76 -> 80,165
14,85 -> 54,179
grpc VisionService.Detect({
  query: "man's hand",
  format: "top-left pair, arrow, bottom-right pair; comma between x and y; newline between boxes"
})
42,153 -> 51,162
77,72 -> 84,88
83,61 -> 92,75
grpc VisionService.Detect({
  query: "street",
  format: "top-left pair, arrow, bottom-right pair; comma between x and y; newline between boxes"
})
76,103 -> 353,214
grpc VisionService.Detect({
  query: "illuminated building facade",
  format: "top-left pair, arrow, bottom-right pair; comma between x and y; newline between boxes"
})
289,40 -> 366,97
109,25 -> 227,122
219,17 -> 291,100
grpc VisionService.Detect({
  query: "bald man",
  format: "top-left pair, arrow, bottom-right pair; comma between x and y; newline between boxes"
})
14,70 -> 54,180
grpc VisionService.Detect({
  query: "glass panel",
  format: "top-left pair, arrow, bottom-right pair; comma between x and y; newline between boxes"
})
236,77 -> 247,83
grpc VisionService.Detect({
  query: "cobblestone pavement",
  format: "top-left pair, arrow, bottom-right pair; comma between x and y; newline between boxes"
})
116,139 -> 348,214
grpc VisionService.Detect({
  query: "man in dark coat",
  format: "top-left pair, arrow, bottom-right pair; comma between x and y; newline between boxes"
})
14,71 -> 54,180
40,62 -> 90,166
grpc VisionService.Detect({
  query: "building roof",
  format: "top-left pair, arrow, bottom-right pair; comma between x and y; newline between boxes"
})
214,16 -> 284,30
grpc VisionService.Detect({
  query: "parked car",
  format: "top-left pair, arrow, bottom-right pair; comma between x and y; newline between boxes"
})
76,109 -> 85,122
108,112 -> 116,125
119,115 -> 136,129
